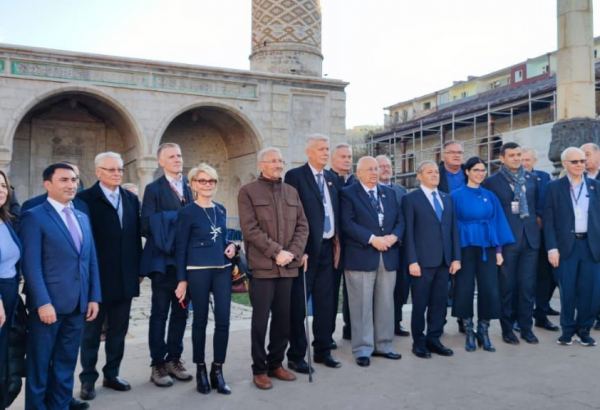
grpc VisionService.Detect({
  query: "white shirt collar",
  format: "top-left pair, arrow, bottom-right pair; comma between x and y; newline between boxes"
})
308,163 -> 325,177
99,182 -> 119,198
420,185 -> 439,197
165,174 -> 183,185
46,196 -> 72,214
360,183 -> 378,197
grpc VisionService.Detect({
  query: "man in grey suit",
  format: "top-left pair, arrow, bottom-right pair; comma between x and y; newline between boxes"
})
376,155 -> 409,337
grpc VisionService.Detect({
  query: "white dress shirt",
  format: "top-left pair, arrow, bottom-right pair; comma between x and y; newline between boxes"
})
308,163 -> 335,239
420,185 -> 444,211
46,197 -> 83,239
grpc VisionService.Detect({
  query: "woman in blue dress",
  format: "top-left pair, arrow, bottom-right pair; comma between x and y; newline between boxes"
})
451,157 -> 514,352
175,163 -> 237,395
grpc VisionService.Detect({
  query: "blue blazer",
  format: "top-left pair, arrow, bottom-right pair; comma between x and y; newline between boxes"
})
341,183 -> 404,271
532,169 -> 551,212
19,201 -> 101,314
21,193 -> 89,215
284,164 -> 339,259
402,188 -> 461,268
483,171 -> 541,250
0,221 -> 21,301
141,175 -> 194,276
175,202 -> 230,281
543,176 -> 600,262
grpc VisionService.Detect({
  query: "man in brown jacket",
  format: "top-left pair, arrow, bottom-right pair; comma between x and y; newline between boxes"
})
238,147 -> 309,390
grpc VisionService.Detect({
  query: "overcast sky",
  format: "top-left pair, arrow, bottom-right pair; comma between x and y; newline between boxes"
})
1,0 -> 599,128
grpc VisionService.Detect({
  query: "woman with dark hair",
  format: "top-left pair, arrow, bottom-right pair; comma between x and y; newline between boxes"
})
0,170 -> 21,408
451,157 -> 514,352
175,163 -> 237,395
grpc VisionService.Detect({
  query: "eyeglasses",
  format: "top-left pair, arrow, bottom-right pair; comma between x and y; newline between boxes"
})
99,167 -> 124,174
261,159 -> 286,165
445,150 -> 464,155
192,178 -> 218,185
470,168 -> 487,173
567,159 -> 586,165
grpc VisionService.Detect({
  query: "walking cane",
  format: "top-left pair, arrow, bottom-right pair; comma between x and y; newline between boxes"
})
301,255 -> 313,382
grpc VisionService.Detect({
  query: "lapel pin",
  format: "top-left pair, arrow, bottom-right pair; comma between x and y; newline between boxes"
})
381,194 -> 386,199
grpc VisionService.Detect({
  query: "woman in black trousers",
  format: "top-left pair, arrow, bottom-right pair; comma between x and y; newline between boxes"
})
450,157 -> 514,352
0,170 -> 21,409
175,163 -> 237,395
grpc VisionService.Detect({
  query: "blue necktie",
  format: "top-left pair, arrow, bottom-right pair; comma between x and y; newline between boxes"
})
317,173 -> 331,233
368,190 -> 380,213
432,191 -> 443,222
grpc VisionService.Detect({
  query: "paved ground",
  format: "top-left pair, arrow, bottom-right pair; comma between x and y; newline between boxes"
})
10,284 -> 600,410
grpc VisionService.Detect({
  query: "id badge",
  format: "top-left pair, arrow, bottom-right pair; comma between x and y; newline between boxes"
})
575,208 -> 582,218
378,212 -> 384,227
511,201 -> 520,214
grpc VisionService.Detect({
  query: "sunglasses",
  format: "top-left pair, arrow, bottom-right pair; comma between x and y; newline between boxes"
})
567,159 -> 586,165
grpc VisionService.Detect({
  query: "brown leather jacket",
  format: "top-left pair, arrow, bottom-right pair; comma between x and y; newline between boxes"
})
238,176 -> 309,278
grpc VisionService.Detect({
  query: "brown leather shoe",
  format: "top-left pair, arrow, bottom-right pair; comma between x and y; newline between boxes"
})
253,374 -> 273,390
268,366 -> 297,381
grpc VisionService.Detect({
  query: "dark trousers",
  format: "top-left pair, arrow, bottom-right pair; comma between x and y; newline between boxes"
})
287,239 -> 334,361
188,267 -> 231,364
394,265 -> 410,324
534,235 -> 557,321
499,237 -> 537,334
410,265 -> 449,349
553,239 -> 600,337
26,309 -> 84,410
148,267 -> 189,366
250,277 -> 293,374
79,298 -> 132,384
452,247 -> 501,320
332,267 -> 351,339
0,277 -> 18,381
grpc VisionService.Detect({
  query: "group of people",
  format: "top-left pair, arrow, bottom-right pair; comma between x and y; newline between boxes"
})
0,135 -> 599,409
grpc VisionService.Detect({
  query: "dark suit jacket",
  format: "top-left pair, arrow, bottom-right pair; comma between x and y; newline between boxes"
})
543,176 -> 600,262
140,175 -> 193,276
532,169 -> 551,210
19,201 -> 101,314
77,182 -> 142,303
21,193 -> 89,216
341,183 -> 404,271
438,162 -> 466,194
402,188 -> 460,268
384,183 -> 407,207
284,163 -> 339,260
483,171 -> 541,250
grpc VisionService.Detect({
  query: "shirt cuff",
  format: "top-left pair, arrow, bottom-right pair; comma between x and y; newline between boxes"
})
368,235 -> 375,244
548,248 -> 558,255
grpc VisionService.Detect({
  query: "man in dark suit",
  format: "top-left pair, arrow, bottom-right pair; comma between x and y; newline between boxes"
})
581,142 -> 600,330
521,148 -> 559,332
341,156 -> 404,367
329,143 -> 355,343
545,147 -> 600,346
77,152 -> 142,400
284,134 -> 342,372
403,160 -> 461,359
483,142 -> 541,345
20,163 -> 101,410
376,154 -> 409,337
141,142 -> 194,387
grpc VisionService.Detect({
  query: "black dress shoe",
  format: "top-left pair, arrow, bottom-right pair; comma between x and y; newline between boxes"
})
502,331 -> 520,345
521,331 -> 539,344
412,346 -> 431,359
546,308 -> 560,316
394,324 -> 410,337
355,356 -> 370,367
313,354 -> 342,368
372,351 -> 402,360
103,377 -> 131,391
426,340 -> 454,357
330,341 -> 338,350
70,398 -> 90,409
535,318 -> 559,331
79,383 -> 96,401
288,359 -> 314,374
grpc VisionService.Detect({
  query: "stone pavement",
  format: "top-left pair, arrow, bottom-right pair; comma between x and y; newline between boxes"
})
10,285 -> 600,410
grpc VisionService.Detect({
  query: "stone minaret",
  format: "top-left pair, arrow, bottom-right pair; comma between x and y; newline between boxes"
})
250,0 -> 323,77
549,0 -> 600,170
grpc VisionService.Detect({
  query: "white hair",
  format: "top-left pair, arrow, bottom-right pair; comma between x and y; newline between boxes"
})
521,147 -> 538,159
581,143 -> 600,152
356,156 -> 377,170
375,154 -> 392,165
561,147 -> 585,161
416,160 -> 438,174
305,134 -> 330,149
333,143 -> 352,153
95,151 -> 123,168
257,146 -> 282,163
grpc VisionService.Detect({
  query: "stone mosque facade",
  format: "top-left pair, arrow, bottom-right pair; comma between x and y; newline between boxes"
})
0,0 -> 347,217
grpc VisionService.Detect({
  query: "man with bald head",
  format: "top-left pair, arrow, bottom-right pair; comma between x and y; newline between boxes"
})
340,156 -> 404,366
544,147 -> 600,346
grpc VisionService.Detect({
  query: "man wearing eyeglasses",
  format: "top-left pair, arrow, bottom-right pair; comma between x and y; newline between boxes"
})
76,152 -> 142,401
141,143 -> 194,387
544,147 -> 600,346
238,147 -> 309,389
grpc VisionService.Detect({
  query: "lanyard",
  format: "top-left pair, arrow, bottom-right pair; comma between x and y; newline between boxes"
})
570,183 -> 584,206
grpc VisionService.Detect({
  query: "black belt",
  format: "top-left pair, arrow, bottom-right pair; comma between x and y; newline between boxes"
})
574,233 -> 587,239
322,237 -> 333,243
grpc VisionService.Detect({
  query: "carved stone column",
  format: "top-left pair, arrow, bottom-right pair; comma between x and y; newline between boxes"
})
136,156 -> 158,197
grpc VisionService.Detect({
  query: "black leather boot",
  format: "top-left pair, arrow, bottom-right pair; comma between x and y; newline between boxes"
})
210,363 -> 231,395
476,320 -> 496,352
196,363 -> 211,394
463,318 -> 476,352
